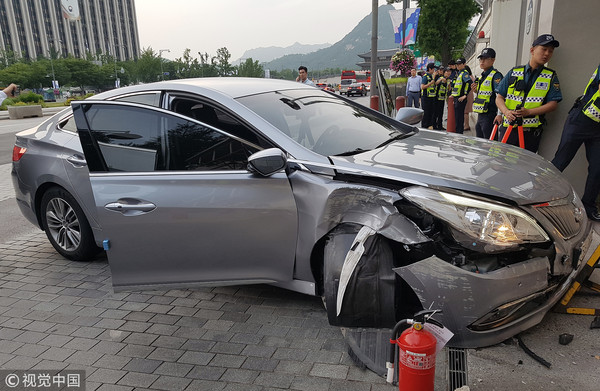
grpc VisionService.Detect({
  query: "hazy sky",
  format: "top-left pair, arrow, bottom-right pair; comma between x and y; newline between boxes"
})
135,0 -> 397,61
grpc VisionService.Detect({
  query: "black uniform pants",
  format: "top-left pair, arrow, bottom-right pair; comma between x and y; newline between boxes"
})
453,97 -> 467,134
497,124 -> 543,153
551,108 -> 600,216
434,99 -> 445,130
476,111 -> 497,139
421,96 -> 436,128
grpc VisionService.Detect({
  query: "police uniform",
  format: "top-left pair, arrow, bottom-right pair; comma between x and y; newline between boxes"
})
551,64 -> 600,220
495,35 -> 562,152
473,48 -> 503,139
421,63 -> 437,129
434,68 -> 450,130
451,58 -> 472,134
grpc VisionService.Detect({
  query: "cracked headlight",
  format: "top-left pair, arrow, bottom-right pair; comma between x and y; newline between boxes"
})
400,187 -> 549,250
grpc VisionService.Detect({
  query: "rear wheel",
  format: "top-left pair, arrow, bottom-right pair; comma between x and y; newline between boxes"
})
40,187 -> 101,261
323,224 -> 397,328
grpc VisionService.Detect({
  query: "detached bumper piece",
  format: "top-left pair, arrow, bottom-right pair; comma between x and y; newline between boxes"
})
553,243 -> 600,316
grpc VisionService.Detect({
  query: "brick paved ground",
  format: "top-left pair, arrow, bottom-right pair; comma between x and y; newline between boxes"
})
0,231 -> 399,391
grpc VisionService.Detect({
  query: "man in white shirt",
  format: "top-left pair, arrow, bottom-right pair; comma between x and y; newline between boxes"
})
0,83 -> 17,105
296,66 -> 315,86
406,69 -> 421,108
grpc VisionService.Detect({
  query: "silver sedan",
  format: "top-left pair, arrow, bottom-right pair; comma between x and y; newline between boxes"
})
11,78 -> 595,351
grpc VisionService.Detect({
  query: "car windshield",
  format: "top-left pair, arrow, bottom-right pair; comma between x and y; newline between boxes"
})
237,88 -> 413,156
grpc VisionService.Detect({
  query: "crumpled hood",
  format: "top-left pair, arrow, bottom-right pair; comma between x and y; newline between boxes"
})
330,130 -> 571,205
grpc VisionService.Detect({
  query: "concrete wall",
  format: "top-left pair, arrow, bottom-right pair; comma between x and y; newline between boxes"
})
538,0 -> 600,196
470,0 -> 599,197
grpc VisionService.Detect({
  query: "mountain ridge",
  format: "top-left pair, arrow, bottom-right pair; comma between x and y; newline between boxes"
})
263,4 -> 399,71
235,42 -> 332,64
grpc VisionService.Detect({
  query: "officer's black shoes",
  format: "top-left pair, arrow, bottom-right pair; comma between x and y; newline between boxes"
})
588,210 -> 600,222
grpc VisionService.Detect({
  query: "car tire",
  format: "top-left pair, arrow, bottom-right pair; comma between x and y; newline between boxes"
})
40,187 -> 101,261
323,224 -> 397,328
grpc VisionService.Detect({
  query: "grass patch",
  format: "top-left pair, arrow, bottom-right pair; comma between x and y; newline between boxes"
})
387,77 -> 408,85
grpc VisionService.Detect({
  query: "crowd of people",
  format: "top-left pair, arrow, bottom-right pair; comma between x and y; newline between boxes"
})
402,33 -> 599,221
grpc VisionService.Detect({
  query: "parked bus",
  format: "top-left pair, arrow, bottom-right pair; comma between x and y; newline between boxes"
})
341,70 -> 356,80
355,70 -> 371,83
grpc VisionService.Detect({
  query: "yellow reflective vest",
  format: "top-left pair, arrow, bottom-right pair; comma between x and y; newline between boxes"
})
437,79 -> 448,101
473,69 -> 498,114
451,70 -> 469,97
502,66 -> 555,127
425,74 -> 436,98
582,66 -> 600,123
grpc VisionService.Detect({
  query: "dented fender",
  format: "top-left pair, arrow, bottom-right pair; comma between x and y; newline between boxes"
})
289,170 -> 431,283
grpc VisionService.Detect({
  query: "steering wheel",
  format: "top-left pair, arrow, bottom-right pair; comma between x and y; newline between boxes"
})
313,125 -> 340,154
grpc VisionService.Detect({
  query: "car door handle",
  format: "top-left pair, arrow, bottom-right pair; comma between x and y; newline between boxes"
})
105,200 -> 156,215
66,154 -> 87,167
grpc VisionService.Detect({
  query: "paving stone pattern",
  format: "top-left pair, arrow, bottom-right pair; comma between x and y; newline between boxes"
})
0,232 -> 394,390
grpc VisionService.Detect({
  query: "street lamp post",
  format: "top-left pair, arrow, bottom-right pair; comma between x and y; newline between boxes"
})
48,39 -> 61,98
113,44 -> 126,88
113,45 -> 118,88
159,49 -> 170,80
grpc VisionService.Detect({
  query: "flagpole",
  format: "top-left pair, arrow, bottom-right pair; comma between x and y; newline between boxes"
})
370,0 -> 378,97
402,0 -> 408,48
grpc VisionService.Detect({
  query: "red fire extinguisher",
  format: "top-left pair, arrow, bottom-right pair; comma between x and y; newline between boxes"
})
387,310 -> 443,390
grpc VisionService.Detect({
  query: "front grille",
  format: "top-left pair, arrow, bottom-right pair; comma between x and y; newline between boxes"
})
535,203 -> 582,239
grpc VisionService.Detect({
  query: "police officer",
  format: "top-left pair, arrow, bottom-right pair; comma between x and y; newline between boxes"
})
495,34 -> 562,152
471,48 -> 503,139
421,63 -> 437,129
451,57 -> 472,134
551,63 -> 600,221
434,67 -> 451,130
448,59 -> 458,82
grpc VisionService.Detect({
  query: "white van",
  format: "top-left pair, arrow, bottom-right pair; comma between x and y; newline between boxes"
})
339,79 -> 356,95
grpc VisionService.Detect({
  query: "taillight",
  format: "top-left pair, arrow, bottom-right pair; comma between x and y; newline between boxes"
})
12,146 -> 27,161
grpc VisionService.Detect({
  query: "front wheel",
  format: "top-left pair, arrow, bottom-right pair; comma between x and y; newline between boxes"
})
40,187 -> 101,261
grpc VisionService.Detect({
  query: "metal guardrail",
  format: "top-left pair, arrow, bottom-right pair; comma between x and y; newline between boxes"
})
464,0 -> 493,59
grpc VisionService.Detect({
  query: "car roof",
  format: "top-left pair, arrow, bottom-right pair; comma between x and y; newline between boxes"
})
93,77 -> 316,100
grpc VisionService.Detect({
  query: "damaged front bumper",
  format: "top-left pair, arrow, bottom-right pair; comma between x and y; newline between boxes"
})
394,227 -> 599,348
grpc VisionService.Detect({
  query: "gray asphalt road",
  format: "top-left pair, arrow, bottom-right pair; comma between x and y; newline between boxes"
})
0,115 -> 52,164
0,116 -> 49,241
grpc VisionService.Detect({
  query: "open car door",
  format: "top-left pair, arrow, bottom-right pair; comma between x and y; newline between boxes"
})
71,100 -> 298,291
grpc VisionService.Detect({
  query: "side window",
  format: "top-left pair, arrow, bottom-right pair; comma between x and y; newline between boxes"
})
85,105 -> 164,172
112,92 -> 161,107
59,116 -> 78,132
83,104 -> 258,172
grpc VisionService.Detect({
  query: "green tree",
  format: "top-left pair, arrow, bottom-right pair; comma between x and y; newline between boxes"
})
198,52 -> 218,78
61,56 -> 102,89
135,47 -> 162,83
174,48 -> 202,79
388,0 -> 480,64
214,47 -> 233,77
237,58 -> 264,78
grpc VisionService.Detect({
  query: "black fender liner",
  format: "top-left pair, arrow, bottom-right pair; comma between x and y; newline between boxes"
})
324,224 -> 397,328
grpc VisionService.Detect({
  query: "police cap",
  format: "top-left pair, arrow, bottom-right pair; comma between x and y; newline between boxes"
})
455,57 -> 466,65
477,48 -> 496,59
532,34 -> 559,47
448,59 -> 456,66
426,62 -> 436,70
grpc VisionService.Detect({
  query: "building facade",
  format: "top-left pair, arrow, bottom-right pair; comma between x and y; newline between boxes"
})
357,48 -> 398,71
0,0 -> 139,62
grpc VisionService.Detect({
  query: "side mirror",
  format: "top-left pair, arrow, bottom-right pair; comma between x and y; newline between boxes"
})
395,107 -> 424,125
247,148 -> 288,177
